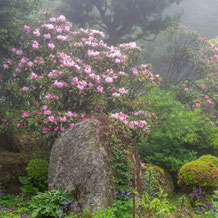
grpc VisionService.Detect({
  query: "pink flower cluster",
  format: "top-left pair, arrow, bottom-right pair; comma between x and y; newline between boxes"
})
110,112 -> 148,129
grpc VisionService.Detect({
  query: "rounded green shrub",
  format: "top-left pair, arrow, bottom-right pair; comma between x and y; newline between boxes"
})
178,160 -> 218,192
198,154 -> 218,168
26,158 -> 48,182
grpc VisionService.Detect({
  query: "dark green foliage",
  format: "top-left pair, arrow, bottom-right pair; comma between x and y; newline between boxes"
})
57,0 -> 183,45
112,199 -> 133,218
137,89 -> 216,180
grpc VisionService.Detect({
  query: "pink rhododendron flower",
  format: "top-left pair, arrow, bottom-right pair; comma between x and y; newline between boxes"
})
30,72 -> 38,79
77,84 -> 84,91
88,82 -> 94,88
131,68 -> 138,75
48,43 -> 55,50
33,29 -> 40,37
115,58 -> 121,63
22,111 -> 29,118
72,113 -> 78,118
60,117 -> 67,122
24,25 -> 31,34
3,64 -> 9,69
15,68 -> 21,72
97,86 -> 103,92
43,105 -> 48,110
57,35 -> 68,41
118,71 -> 127,76
56,27 -> 63,33
27,62 -> 33,67
88,50 -> 100,57
105,77 -> 113,83
48,116 -> 55,122
45,93 -> 51,99
112,93 -> 120,97
44,33 -> 51,39
57,15 -> 66,22
50,17 -> 57,22
44,110 -> 52,115
207,100 -> 214,105
54,80 -> 66,88
43,24 -> 55,30
118,88 -> 128,94
21,57 -> 28,64
32,40 -> 39,49
184,88 -> 189,92
22,86 -> 29,91
65,112 -> 73,117
64,25 -> 70,32
16,50 -> 23,56
202,84 -> 206,88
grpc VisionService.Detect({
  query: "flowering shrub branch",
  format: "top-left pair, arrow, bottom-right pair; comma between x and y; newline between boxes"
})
0,12 -> 160,135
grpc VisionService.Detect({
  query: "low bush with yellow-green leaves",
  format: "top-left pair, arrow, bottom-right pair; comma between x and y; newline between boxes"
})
178,155 -> 218,192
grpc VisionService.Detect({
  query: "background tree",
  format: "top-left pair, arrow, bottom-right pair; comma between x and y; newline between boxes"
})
142,24 -> 217,85
57,0 -> 183,45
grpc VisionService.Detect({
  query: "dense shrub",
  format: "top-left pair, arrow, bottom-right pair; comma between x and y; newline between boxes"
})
198,154 -> 218,168
177,160 -> 218,192
26,158 -> 48,182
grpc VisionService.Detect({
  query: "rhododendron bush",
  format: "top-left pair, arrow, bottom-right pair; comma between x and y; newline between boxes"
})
178,40 -> 218,122
166,30 -> 218,123
0,12 -> 160,136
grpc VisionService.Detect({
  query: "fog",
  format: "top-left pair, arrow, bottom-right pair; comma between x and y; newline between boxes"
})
165,0 -> 218,38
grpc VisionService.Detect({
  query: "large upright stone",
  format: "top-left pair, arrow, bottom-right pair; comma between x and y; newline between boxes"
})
48,118 -> 142,211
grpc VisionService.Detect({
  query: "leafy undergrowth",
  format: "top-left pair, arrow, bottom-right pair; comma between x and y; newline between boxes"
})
0,189 -> 217,218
